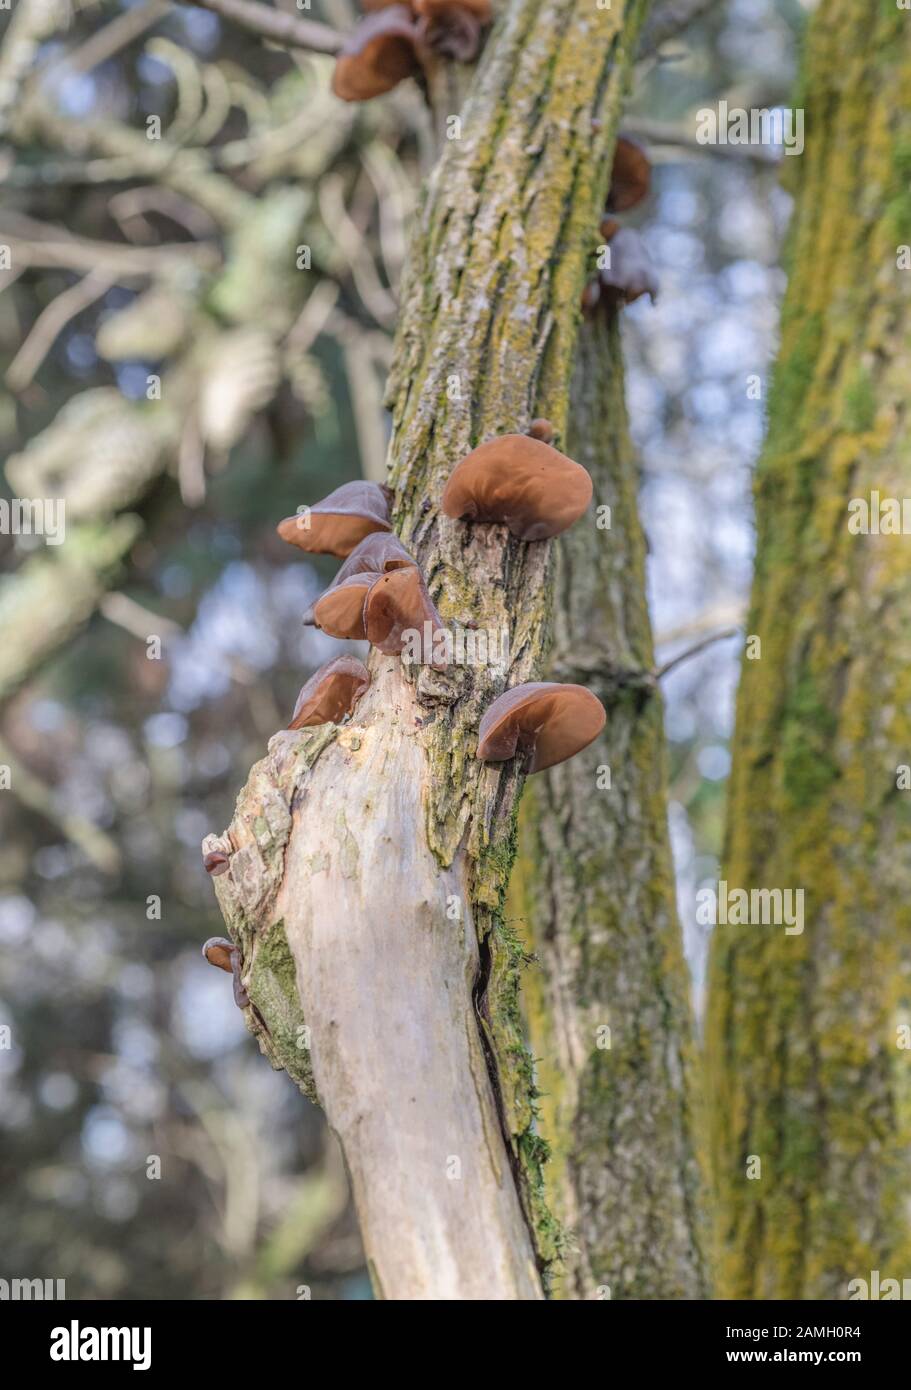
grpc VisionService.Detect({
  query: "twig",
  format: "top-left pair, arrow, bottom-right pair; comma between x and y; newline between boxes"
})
108,186 -> 221,242
622,117 -> 781,167
655,602 -> 745,647
176,0 -> 345,55
0,213 -> 219,275
654,627 -> 740,680
37,0 -> 170,81
6,269 -> 115,391
99,592 -> 183,643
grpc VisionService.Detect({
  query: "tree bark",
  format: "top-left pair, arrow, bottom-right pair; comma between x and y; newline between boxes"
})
207,0 -> 652,1300
510,312 -> 709,1299
705,2 -> 911,1299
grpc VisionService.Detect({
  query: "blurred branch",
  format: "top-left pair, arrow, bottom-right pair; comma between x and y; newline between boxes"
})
0,733 -> 122,875
37,0 -> 170,81
0,0 -> 70,138
108,186 -> 221,242
6,269 -> 116,392
99,592 -> 183,643
176,0 -> 345,55
328,309 -> 389,484
639,0 -> 724,56
0,213 -> 219,276
623,116 -> 782,167
0,517 -> 143,705
318,174 -> 398,327
655,627 -> 740,680
655,602 -> 745,647
230,1157 -> 349,1299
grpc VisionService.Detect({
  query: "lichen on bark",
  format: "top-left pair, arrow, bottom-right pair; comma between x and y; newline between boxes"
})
705,0 -> 911,1300
510,313 -> 709,1299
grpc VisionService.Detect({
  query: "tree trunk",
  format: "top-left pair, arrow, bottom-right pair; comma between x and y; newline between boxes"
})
207,0 -> 651,1300
511,312 -> 708,1299
705,2 -> 911,1299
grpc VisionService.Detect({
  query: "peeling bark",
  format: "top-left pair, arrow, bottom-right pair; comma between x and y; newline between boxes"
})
207,0 -> 652,1299
511,314 -> 709,1299
705,3 -> 911,1299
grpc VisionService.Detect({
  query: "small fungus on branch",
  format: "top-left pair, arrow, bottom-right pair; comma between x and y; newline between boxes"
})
288,656 -> 371,729
477,682 -> 607,774
203,849 -> 230,876
598,227 -> 660,307
331,6 -> 424,102
363,566 -> 446,662
312,572 -> 380,640
607,134 -> 652,212
277,481 -> 392,559
202,935 -> 249,1008
303,532 -> 417,626
442,434 -> 593,540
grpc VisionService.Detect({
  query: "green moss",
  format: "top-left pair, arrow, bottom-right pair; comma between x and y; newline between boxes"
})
842,368 -> 876,433
248,920 -> 318,1103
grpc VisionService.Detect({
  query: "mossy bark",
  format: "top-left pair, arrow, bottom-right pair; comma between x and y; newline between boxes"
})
705,1 -> 911,1300
208,0 -> 652,1299
510,313 -> 709,1299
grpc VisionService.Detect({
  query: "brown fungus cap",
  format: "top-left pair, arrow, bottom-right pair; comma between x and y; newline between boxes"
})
203,849 -> 230,876
414,0 -> 490,59
364,565 -> 445,662
303,532 -> 416,625
477,682 -> 606,774
202,936 -> 236,972
312,571 -> 380,639
599,227 -> 659,307
331,7 -> 423,102
606,135 -> 651,213
288,656 -> 370,729
201,936 -> 248,1007
442,434 -> 593,541
277,480 -> 391,559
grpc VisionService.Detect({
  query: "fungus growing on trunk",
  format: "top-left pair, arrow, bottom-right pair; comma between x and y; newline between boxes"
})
202,935 -> 249,1008
203,849 -> 230,876
304,532 -> 417,624
527,418 -> 556,444
277,481 -> 392,558
312,572 -> 380,639
331,7 -> 425,102
599,227 -> 659,306
414,0 -> 490,60
288,656 -> 371,729
607,134 -> 651,212
442,434 -> 593,540
477,682 -> 607,774
363,565 -> 445,661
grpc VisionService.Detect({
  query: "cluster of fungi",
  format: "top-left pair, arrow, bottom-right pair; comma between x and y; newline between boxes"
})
202,428 -> 607,990
203,32 -> 659,998
584,136 -> 659,313
332,0 -> 492,101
